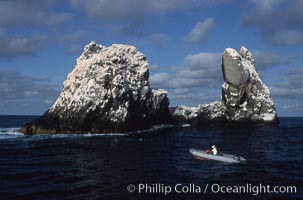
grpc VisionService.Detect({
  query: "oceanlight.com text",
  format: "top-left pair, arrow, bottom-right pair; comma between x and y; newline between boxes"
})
126,183 -> 297,196
210,183 -> 297,196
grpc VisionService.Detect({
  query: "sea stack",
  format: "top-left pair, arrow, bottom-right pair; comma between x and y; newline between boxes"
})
20,42 -> 170,134
171,46 -> 278,125
222,46 -> 278,123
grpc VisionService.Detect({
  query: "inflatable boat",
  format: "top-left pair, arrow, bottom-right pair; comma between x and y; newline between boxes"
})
190,148 -> 246,163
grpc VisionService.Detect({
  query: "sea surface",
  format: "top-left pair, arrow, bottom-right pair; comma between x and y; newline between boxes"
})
0,115 -> 302,200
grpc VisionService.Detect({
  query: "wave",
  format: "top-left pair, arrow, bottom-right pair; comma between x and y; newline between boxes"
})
0,124 -> 191,140
0,127 -> 24,139
48,132 -> 127,138
127,124 -> 190,135
36,124 -> 191,138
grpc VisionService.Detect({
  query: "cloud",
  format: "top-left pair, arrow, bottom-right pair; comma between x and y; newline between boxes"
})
0,0 -> 72,27
52,30 -> 89,55
271,30 -> 303,46
0,30 -> 42,58
242,0 -> 303,45
150,52 -> 222,106
70,0 -> 233,21
149,64 -> 160,72
171,53 -> 222,89
151,52 -> 222,89
69,0 -> 189,21
281,104 -> 303,111
186,18 -> 215,43
170,90 -> 220,105
69,0 -> 191,37
253,50 -> 293,70
205,0 -> 234,7
269,68 -> 303,100
67,44 -> 82,55
69,1 -> 230,38
150,73 -> 170,86
0,70 -> 60,114
61,30 -> 89,43
0,0 -> 74,58
182,52 -> 221,73
0,70 -> 60,100
269,68 -> 303,116
150,33 -> 169,48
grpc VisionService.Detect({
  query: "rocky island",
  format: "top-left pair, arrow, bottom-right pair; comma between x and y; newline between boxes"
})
20,42 -> 278,134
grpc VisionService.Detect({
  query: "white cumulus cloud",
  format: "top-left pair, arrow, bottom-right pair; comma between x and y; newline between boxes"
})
186,18 -> 215,43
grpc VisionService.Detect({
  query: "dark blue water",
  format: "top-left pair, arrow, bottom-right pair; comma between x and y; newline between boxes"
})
0,116 -> 302,199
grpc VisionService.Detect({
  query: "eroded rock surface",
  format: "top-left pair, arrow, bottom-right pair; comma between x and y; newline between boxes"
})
222,46 -> 278,123
171,46 -> 278,125
20,44 -> 279,134
20,42 -> 170,134
171,101 -> 224,125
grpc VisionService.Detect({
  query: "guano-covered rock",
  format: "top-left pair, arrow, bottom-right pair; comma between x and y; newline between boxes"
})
222,46 -> 278,124
171,46 -> 278,125
20,42 -> 170,134
20,44 -> 279,134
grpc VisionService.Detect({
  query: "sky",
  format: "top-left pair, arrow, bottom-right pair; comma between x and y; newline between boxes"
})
0,0 -> 302,116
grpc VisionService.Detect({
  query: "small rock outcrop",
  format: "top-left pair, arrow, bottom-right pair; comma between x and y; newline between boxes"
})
171,101 -> 224,125
171,46 -> 278,125
222,47 -> 278,123
20,42 -> 170,134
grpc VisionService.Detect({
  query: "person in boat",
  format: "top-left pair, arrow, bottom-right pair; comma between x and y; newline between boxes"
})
212,145 -> 218,155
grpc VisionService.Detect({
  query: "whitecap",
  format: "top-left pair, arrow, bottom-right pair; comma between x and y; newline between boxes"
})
0,127 -> 24,139
0,123 -> 191,140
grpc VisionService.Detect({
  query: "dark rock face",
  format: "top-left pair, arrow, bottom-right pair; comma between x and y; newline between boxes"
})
20,42 -> 170,134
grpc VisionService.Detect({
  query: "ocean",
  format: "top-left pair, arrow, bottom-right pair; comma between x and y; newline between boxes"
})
0,115 -> 302,199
